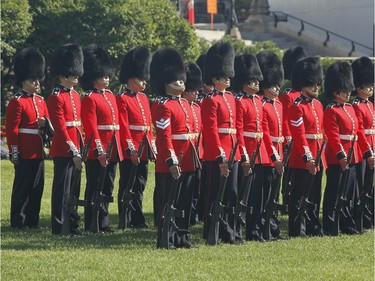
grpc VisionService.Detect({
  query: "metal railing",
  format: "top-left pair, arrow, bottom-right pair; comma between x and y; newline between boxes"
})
271,11 -> 373,57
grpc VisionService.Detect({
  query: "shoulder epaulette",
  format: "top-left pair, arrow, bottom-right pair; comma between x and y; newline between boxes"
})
52,88 -> 61,96
206,92 -> 214,98
156,96 -> 169,104
85,90 -> 93,97
262,99 -> 267,105
235,93 -> 244,100
196,96 -> 204,103
13,92 -> 23,100
293,97 -> 303,105
117,90 -> 126,96
326,102 -> 337,109
282,88 -> 292,95
352,98 -> 360,105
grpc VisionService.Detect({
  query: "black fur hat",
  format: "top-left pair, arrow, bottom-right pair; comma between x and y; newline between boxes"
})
204,41 -> 235,86
50,44 -> 84,78
150,47 -> 186,95
14,47 -> 45,87
291,57 -> 323,91
351,57 -> 374,89
282,46 -> 307,80
232,53 -> 263,92
80,44 -> 114,91
324,61 -> 355,99
196,53 -> 207,85
185,62 -> 203,91
256,51 -> 284,90
119,46 -> 152,84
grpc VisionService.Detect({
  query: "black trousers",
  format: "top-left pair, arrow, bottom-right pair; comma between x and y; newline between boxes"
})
11,159 -> 44,228
118,159 -> 148,227
51,157 -> 81,234
323,164 -> 357,234
154,172 -> 194,248
190,167 -> 202,225
202,161 -> 240,242
288,168 -> 323,237
84,160 -> 117,231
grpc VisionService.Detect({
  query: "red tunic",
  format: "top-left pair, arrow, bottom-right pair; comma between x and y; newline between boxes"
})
279,88 -> 301,143
288,94 -> 327,169
81,89 -> 123,162
47,85 -> 83,158
151,95 -> 197,173
5,91 -> 50,159
235,93 -> 269,164
116,88 -> 154,161
190,101 -> 203,159
201,90 -> 240,162
262,96 -> 284,166
352,97 -> 375,159
323,102 -> 360,165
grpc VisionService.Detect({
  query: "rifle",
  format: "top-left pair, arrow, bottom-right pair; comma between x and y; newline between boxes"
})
332,139 -> 355,236
293,139 -> 327,233
234,141 -> 261,227
118,136 -> 146,230
261,140 -> 293,241
159,152 -> 184,249
88,134 -> 116,233
61,134 -> 93,235
206,138 -> 239,246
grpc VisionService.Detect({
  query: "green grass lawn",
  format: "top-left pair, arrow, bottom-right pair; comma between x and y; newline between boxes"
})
1,160 -> 374,280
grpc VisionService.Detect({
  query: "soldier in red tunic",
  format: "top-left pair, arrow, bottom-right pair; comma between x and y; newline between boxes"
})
351,57 -> 375,230
195,53 -> 213,104
48,44 -> 84,235
256,50 -> 284,240
201,42 -> 242,243
279,46 -> 307,207
151,48 -> 198,249
80,44 -> 123,232
287,57 -> 326,237
323,61 -> 360,235
232,52 -> 269,241
116,46 -> 154,228
6,47 -> 49,229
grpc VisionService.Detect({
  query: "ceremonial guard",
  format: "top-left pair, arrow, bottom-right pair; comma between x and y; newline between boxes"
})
279,46 -> 307,206
48,44 -> 84,235
287,57 -> 326,237
257,50 -> 284,240
80,44 -> 123,232
151,48 -> 197,249
322,61 -> 360,235
201,41 -> 241,243
6,47 -> 50,229
351,57 -> 375,230
232,52 -> 268,241
116,46 -> 154,229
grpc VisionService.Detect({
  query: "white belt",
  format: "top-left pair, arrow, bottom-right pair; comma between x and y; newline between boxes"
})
243,131 -> 263,139
339,134 -> 358,141
305,133 -> 323,140
171,133 -> 197,140
97,124 -> 120,131
271,136 -> 285,143
364,129 -> 375,135
18,128 -> 40,135
218,128 -> 237,134
129,125 -> 150,132
65,121 -> 81,127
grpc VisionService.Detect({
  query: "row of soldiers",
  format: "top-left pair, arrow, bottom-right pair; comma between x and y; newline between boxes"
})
5,42 -> 374,249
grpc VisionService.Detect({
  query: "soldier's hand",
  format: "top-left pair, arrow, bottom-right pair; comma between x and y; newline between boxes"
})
219,162 -> 230,177
73,155 -> 83,170
241,161 -> 251,176
130,152 -> 140,166
306,160 -> 317,175
274,160 -> 284,174
169,164 -> 181,179
366,155 -> 375,169
37,117 -> 46,128
11,159 -> 20,166
98,153 -> 107,167
339,157 -> 348,171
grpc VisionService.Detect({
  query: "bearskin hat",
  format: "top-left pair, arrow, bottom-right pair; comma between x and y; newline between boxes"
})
185,62 -> 203,91
232,53 -> 263,92
351,57 -> 374,89
14,47 -> 45,87
204,41 -> 235,86
119,46 -> 152,84
324,61 -> 355,99
291,57 -> 323,91
282,46 -> 307,80
256,51 -> 284,90
50,44 -> 84,78
196,53 -> 207,85
150,47 -> 186,95
80,44 -> 114,91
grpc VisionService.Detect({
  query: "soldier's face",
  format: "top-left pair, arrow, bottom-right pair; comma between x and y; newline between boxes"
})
59,75 -> 79,88
265,85 -> 280,97
128,78 -> 147,92
243,80 -> 259,94
213,77 -> 230,91
23,79 -> 41,94
183,90 -> 198,102
302,84 -> 319,99
94,76 -> 110,89
166,80 -> 185,95
335,90 -> 351,103
359,84 -> 374,97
